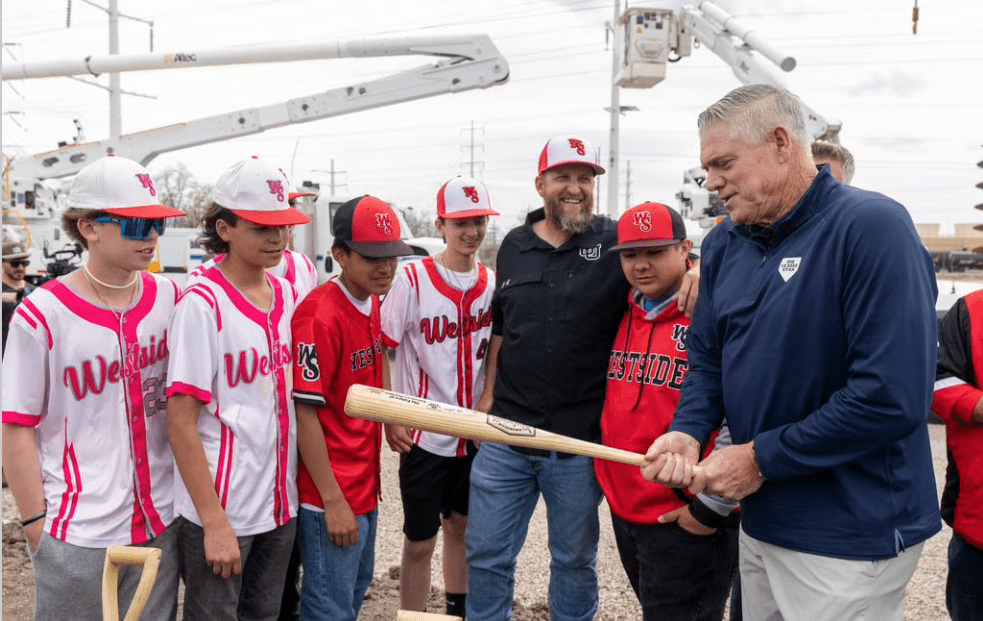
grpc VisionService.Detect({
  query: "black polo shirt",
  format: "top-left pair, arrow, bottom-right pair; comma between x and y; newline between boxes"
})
490,208 -> 630,442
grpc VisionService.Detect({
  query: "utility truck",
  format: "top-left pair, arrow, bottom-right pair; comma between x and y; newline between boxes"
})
2,35 -> 508,284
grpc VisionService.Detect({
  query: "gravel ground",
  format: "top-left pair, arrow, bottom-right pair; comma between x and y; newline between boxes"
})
3,424 -> 952,620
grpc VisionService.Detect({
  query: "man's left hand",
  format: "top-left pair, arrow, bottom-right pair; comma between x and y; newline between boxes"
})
689,442 -> 765,501
384,424 -> 413,453
677,264 -> 700,317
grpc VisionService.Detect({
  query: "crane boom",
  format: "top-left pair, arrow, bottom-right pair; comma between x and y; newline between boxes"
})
6,35 -> 509,189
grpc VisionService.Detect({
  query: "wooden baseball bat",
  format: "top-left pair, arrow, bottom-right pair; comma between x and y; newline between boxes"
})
345,384 -> 652,467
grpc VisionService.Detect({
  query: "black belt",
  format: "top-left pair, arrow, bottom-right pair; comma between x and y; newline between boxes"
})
509,445 -> 578,459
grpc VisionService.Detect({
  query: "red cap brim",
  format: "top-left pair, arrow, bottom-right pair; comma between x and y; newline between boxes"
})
231,208 -> 310,226
102,204 -> 187,218
441,208 -> 500,219
289,191 -> 317,200
539,160 -> 606,176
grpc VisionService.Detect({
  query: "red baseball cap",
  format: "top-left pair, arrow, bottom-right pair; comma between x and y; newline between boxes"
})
437,176 -> 499,219
538,135 -> 605,176
610,202 -> 687,251
333,196 -> 414,258
213,157 -> 310,226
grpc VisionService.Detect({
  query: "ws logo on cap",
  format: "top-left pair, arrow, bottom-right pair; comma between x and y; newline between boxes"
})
375,213 -> 393,236
135,173 -> 157,196
266,180 -> 285,202
463,186 -> 481,203
569,138 -> 586,156
632,211 -> 652,233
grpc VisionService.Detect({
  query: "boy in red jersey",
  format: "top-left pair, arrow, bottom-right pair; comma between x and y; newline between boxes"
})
595,202 -> 738,621
291,195 -> 412,620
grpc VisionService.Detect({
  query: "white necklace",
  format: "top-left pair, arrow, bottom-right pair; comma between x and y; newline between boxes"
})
84,266 -> 138,314
84,264 -> 139,290
438,254 -> 477,292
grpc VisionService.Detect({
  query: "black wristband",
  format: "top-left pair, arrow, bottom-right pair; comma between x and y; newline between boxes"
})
688,499 -> 734,530
20,510 -> 46,527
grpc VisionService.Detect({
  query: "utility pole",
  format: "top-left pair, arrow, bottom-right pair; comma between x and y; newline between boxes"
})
607,0 -> 621,218
312,160 -> 348,194
109,0 -> 121,138
67,0 -> 154,139
625,160 -> 632,208
461,121 -> 484,177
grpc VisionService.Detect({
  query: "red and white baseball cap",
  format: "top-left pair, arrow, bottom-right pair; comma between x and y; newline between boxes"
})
332,195 -> 414,258
69,155 -> 185,218
213,157 -> 310,226
537,135 -> 606,176
437,176 -> 499,219
277,168 -> 317,201
610,202 -> 687,251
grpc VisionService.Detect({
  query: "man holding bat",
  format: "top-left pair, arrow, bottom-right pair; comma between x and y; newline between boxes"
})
464,136 -> 698,621
643,85 -> 940,620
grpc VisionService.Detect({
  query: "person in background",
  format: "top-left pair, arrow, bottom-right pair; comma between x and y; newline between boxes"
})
811,140 -> 855,184
2,241 -> 35,353
931,289 -> 983,621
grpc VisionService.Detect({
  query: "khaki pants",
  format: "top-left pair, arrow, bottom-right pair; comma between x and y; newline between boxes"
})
739,526 -> 923,621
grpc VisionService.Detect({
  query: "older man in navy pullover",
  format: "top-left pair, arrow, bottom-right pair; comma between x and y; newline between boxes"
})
643,85 -> 940,621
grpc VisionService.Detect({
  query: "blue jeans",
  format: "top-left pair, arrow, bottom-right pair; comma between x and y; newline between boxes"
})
947,531 -> 983,621
298,506 -> 377,621
465,443 -> 602,621
611,512 -> 739,621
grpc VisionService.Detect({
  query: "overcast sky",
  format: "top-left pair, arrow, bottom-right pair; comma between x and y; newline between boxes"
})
3,0 -> 982,231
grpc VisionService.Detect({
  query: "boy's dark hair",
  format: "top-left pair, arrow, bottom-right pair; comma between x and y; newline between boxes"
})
198,203 -> 240,256
60,208 -> 106,249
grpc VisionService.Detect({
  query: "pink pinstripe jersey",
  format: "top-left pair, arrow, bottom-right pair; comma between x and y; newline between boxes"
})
166,266 -> 298,535
190,250 -> 317,302
1,273 -> 179,547
380,258 -> 494,457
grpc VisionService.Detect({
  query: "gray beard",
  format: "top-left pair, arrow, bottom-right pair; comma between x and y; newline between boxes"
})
545,196 -> 593,235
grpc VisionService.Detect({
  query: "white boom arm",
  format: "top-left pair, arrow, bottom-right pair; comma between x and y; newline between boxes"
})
679,2 -> 839,141
616,2 -> 839,141
5,35 -> 509,185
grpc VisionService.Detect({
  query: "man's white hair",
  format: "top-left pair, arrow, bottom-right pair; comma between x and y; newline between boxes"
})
698,84 -> 812,157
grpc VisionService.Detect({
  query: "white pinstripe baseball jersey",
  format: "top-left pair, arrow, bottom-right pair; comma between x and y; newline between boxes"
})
190,249 -> 317,301
381,258 -> 494,457
1,273 -> 179,547
166,266 -> 298,535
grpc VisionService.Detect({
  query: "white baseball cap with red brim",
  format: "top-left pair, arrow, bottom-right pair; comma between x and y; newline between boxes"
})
69,155 -> 185,218
437,176 -> 499,219
537,135 -> 606,176
213,157 -> 310,226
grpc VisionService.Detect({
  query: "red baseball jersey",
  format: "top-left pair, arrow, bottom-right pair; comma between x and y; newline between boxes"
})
291,279 -> 383,516
166,266 -> 297,535
2,273 -> 179,547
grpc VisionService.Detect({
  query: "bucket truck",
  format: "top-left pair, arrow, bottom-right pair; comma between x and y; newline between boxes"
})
1,35 -> 509,284
612,2 -> 840,234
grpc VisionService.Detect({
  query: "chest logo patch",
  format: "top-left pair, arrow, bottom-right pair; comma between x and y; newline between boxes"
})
579,244 -> 602,261
778,257 -> 801,282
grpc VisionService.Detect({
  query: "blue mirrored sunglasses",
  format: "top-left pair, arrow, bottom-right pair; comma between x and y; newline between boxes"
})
93,216 -> 167,240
